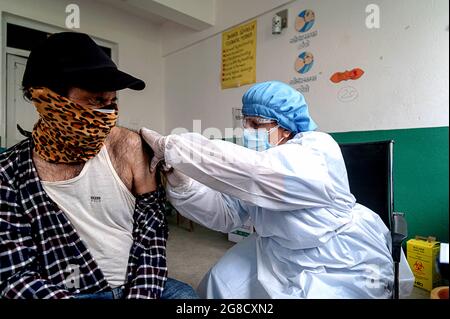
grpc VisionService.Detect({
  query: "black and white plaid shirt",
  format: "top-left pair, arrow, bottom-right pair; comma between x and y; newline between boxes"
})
0,139 -> 168,299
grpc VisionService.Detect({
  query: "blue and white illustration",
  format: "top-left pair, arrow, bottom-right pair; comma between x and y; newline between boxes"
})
295,10 -> 315,33
295,51 -> 314,74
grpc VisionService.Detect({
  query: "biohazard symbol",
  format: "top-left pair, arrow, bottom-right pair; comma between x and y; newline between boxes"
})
414,261 -> 424,273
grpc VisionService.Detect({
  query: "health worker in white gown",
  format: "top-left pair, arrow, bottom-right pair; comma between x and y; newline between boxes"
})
140,81 -> 414,299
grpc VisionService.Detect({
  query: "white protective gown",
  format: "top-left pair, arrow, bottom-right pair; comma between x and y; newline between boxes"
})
164,131 -> 414,299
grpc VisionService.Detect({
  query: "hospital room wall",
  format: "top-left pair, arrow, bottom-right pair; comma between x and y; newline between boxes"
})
161,0 -> 295,56
163,0 -> 449,241
0,0 -> 165,134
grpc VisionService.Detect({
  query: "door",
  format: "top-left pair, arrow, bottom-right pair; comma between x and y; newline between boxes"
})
6,54 -> 38,148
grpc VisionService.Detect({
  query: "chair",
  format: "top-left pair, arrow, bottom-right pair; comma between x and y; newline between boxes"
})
339,140 -> 407,299
165,200 -> 195,232
177,212 -> 195,232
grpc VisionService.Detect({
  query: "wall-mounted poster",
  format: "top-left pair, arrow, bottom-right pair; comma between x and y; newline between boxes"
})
295,51 -> 314,74
221,20 -> 257,89
289,9 -> 319,94
295,9 -> 315,33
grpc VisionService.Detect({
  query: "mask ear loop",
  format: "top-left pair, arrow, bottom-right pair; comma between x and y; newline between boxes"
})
268,126 -> 291,146
275,136 -> 287,146
267,125 -> 281,146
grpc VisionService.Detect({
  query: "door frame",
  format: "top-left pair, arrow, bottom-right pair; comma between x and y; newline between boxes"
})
0,12 -> 118,148
5,54 -> 32,148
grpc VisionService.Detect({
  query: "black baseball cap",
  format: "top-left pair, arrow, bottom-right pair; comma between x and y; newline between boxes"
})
22,32 -> 146,92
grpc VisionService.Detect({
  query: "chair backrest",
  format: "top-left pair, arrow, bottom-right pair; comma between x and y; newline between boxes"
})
339,141 -> 394,229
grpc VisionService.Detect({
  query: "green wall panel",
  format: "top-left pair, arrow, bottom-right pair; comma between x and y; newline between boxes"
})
331,127 -> 449,242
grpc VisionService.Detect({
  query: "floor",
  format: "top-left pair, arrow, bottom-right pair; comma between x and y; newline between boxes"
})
166,213 -> 234,290
166,213 -> 432,299
403,287 -> 432,299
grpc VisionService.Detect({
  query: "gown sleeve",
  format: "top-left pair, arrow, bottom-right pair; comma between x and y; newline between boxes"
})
167,178 -> 250,234
164,133 -> 338,212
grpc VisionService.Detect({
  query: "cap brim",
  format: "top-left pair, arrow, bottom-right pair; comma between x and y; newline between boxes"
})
69,68 -> 146,92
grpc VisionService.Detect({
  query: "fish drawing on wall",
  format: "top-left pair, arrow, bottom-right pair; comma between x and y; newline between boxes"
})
330,68 -> 365,83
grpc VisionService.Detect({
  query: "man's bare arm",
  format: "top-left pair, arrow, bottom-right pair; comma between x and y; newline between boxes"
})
107,127 -> 157,196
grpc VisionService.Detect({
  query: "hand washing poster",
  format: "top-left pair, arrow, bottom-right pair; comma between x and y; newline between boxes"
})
289,9 -> 319,94
221,20 -> 257,89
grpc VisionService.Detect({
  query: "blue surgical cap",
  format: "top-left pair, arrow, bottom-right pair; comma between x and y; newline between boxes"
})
242,81 -> 317,134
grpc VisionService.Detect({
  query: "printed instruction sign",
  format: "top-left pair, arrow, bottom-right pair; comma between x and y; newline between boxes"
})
221,20 -> 257,89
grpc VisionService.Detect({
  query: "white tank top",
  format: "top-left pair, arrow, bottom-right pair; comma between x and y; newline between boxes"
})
42,146 -> 136,288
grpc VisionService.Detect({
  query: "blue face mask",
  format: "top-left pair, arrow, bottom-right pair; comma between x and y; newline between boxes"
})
243,126 -> 280,152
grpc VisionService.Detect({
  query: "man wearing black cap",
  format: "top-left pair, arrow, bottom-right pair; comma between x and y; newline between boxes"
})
0,32 -> 197,299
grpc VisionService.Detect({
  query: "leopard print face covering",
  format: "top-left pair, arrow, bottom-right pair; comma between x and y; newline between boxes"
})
30,87 -> 118,164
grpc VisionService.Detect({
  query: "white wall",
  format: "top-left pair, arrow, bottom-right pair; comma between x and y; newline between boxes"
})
1,0 -> 448,137
163,0 -> 449,134
0,0 -> 165,136
162,0 -> 295,56
154,0 -> 216,25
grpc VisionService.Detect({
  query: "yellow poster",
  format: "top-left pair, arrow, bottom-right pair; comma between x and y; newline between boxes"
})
221,20 -> 257,89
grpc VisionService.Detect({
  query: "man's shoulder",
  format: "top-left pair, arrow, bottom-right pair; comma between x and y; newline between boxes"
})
108,126 -> 142,148
0,139 -> 32,184
106,127 -> 153,161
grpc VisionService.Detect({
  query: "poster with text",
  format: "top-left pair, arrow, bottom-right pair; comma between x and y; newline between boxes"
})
221,20 -> 257,89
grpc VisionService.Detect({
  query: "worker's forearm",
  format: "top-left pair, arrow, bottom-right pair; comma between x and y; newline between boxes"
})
167,180 -> 248,233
